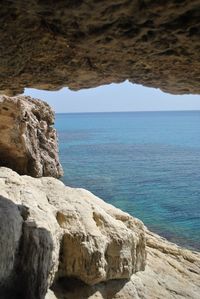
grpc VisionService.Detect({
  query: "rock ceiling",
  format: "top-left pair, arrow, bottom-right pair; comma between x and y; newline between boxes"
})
0,0 -> 200,96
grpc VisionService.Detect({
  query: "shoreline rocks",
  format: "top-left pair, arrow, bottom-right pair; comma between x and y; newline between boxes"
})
0,167 -> 199,299
0,167 -> 146,299
0,95 -> 63,178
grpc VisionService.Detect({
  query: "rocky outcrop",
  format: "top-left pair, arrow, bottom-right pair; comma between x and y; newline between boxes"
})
0,167 -> 199,299
0,167 -> 146,299
52,232 -> 200,299
0,95 -> 63,178
137,231 -> 200,299
0,1 -> 200,96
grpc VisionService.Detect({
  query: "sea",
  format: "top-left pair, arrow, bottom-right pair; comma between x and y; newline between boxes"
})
55,111 -> 200,251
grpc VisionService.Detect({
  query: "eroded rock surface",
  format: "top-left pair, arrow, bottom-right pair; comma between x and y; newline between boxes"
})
0,1 -> 200,95
52,232 -> 200,299
0,95 -> 63,178
0,167 -> 199,299
0,167 -> 146,299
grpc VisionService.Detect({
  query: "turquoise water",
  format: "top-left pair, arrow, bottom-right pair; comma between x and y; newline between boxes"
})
55,111 -> 200,250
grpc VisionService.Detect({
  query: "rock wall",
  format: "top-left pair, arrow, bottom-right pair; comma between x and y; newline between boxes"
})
0,95 -> 63,178
0,167 -> 199,299
0,0 -> 200,95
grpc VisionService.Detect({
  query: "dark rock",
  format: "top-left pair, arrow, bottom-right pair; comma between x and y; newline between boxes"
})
0,1 -> 199,95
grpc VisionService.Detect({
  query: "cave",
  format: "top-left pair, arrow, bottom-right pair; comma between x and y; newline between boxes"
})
0,1 -> 200,299
0,0 -> 199,96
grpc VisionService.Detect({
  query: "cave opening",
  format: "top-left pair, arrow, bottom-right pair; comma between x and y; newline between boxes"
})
23,82 -> 200,250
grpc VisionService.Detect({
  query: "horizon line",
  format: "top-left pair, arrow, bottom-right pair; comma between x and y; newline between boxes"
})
55,109 -> 200,114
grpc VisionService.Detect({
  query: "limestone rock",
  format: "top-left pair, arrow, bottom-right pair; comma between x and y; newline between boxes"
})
0,95 -> 63,178
134,230 -> 200,299
0,168 -> 61,299
45,290 -> 57,299
54,187 -> 146,285
0,167 -> 200,299
0,167 -> 146,298
50,233 -> 200,299
0,167 -> 200,298
0,1 -> 199,96
0,195 -> 23,293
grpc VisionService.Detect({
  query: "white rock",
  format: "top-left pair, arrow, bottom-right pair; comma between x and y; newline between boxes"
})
0,167 -> 199,299
0,167 -> 146,298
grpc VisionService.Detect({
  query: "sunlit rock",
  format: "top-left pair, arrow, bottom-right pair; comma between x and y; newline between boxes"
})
0,95 -> 63,178
0,167 -> 146,298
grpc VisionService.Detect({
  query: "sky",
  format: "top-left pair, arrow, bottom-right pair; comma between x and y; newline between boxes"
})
24,81 -> 200,113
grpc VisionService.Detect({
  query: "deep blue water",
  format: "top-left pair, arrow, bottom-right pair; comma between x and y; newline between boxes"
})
55,111 -> 200,250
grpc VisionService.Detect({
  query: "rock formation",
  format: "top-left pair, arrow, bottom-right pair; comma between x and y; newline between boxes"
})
0,95 -> 63,178
0,167 -> 146,299
51,231 -> 200,299
0,1 -> 200,298
0,167 -> 199,299
0,1 -> 200,96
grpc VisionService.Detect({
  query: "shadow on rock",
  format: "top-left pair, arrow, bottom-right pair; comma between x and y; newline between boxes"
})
52,277 -> 130,299
0,195 -> 54,299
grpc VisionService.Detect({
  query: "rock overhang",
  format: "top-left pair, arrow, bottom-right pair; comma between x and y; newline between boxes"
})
0,0 -> 200,96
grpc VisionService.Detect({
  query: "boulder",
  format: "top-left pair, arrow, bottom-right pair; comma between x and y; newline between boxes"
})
52,231 -> 200,299
0,95 -> 63,178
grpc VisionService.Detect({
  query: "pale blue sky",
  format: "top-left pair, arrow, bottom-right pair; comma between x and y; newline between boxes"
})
24,81 -> 200,113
